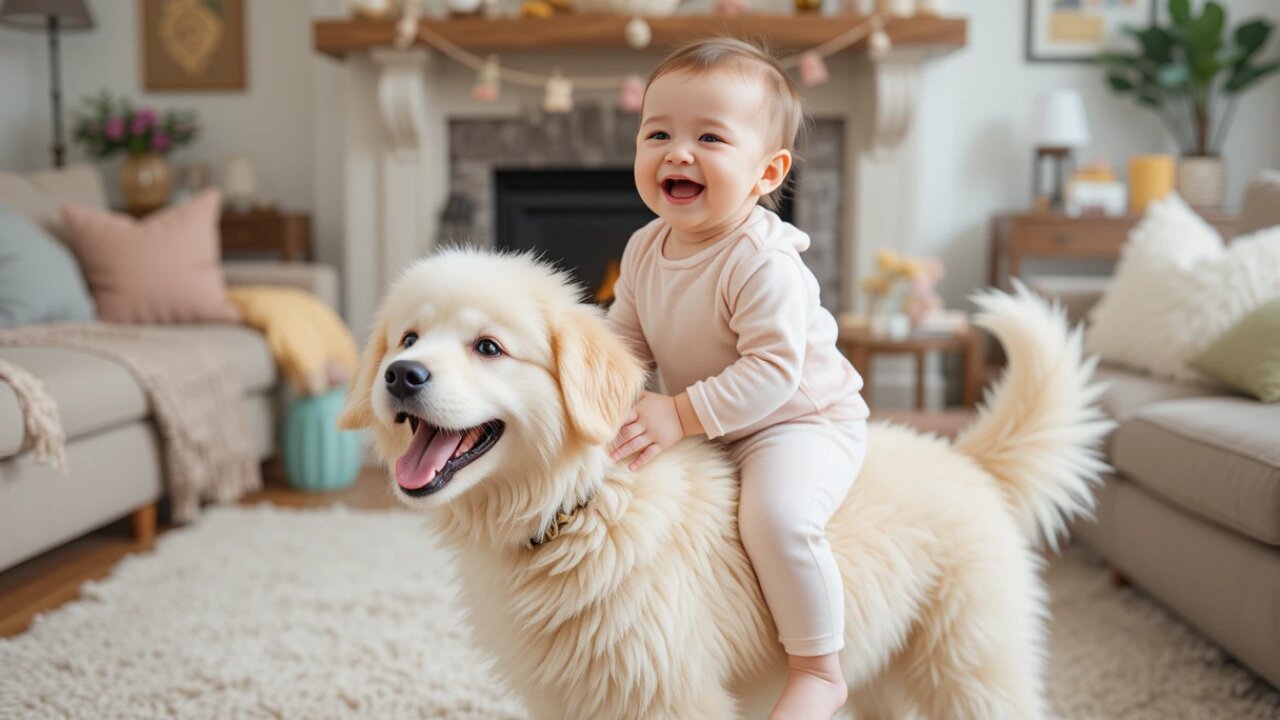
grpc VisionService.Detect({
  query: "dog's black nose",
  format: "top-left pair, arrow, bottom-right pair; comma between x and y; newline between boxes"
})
385,360 -> 430,400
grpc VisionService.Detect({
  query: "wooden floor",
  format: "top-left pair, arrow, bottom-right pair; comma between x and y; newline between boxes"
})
0,410 -> 973,640
0,464 -> 397,639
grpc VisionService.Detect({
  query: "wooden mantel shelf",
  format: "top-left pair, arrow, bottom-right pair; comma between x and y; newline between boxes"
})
314,14 -> 966,59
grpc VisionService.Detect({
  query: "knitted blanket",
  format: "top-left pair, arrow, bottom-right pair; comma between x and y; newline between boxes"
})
0,324 -> 261,522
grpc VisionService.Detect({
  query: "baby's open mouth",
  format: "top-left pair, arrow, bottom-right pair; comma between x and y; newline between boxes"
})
662,178 -> 704,203
393,414 -> 504,496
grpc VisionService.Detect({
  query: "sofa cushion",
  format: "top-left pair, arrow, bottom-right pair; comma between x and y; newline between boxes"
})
0,325 -> 277,460
0,347 -> 149,460
61,189 -> 241,324
0,205 -> 96,328
0,164 -> 108,243
159,324 -> 278,394
1112,396 -> 1280,545
1094,363 -> 1222,421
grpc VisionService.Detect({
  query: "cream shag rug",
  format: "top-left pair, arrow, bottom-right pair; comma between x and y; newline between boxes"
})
1,505 -> 1276,720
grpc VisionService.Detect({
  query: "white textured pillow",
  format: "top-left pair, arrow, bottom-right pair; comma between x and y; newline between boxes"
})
1085,195 -> 1280,381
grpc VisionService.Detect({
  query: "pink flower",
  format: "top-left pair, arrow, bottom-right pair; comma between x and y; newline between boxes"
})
103,116 -> 125,141
618,75 -> 645,114
150,131 -> 172,153
130,109 -> 157,135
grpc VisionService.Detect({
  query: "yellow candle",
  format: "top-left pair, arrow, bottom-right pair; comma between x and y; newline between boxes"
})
1128,154 -> 1176,213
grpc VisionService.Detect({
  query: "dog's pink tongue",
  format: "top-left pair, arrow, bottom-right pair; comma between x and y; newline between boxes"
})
396,424 -> 464,490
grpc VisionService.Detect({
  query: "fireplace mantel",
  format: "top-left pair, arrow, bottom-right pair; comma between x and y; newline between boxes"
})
315,14 -> 966,58
316,14 -> 968,363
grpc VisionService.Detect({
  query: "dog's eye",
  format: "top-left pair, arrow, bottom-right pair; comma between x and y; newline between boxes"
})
475,338 -> 502,357
401,332 -> 418,348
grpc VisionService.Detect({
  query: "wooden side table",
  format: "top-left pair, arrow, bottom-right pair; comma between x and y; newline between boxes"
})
988,211 -> 1237,290
837,322 -> 984,411
220,211 -> 312,262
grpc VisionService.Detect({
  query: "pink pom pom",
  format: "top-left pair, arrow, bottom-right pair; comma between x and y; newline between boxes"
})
798,52 -> 829,87
619,75 -> 645,113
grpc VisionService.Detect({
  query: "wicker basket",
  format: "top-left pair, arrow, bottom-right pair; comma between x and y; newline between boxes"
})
572,0 -> 680,15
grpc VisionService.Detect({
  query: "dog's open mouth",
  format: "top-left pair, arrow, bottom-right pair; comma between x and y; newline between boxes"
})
393,414 -> 504,496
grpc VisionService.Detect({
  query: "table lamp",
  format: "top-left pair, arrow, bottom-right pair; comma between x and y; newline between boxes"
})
0,0 -> 95,168
1030,89 -> 1091,213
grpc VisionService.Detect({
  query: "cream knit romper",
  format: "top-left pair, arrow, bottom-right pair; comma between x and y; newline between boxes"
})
608,206 -> 869,656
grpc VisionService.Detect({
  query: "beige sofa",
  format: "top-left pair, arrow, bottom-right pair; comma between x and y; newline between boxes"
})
1041,175 -> 1280,690
0,165 -> 339,573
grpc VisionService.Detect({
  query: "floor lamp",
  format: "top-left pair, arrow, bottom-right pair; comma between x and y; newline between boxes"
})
0,0 -> 95,168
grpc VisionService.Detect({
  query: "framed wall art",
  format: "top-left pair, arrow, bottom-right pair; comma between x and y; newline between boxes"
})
141,0 -> 246,90
1026,0 -> 1157,63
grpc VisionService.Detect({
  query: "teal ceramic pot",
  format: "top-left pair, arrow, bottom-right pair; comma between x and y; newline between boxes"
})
282,388 -> 361,491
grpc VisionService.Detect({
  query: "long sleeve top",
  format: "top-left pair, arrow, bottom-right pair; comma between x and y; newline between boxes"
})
608,206 -> 868,442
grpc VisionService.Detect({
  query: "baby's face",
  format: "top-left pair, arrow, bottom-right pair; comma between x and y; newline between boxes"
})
635,68 -> 781,237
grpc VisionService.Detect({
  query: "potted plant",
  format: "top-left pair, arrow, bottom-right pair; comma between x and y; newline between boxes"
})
1099,0 -> 1279,209
72,91 -> 199,214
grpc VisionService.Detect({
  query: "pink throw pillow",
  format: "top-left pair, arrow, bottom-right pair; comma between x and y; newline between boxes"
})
61,189 -> 241,324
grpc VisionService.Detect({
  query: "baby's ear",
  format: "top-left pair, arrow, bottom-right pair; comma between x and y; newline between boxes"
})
756,149 -> 793,197
338,317 -> 388,431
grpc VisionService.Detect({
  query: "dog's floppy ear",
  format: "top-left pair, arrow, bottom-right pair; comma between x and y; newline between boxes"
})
552,305 -> 645,446
338,316 -> 388,431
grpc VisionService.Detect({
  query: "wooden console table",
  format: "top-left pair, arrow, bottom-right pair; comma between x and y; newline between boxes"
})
988,211 -> 1238,290
220,211 -> 312,263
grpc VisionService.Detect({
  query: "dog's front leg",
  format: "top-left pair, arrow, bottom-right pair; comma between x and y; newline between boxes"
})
644,687 -> 740,720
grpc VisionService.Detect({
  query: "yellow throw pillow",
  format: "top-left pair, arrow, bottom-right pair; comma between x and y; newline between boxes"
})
1190,297 -> 1280,403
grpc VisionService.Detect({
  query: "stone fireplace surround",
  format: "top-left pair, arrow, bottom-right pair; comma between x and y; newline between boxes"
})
445,107 -> 843,309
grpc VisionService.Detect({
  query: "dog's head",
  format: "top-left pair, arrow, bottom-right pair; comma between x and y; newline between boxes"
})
339,248 -> 646,509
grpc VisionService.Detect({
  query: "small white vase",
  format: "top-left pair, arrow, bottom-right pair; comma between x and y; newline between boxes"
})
1176,155 -> 1226,210
871,312 -> 911,340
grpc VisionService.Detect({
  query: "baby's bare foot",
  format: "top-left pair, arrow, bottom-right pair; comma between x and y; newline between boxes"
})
768,653 -> 848,720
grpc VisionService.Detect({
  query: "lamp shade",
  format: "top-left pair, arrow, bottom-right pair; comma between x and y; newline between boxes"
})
1031,89 -> 1091,150
0,0 -> 94,30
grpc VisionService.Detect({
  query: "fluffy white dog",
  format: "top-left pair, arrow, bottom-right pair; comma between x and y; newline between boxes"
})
340,249 -> 1111,720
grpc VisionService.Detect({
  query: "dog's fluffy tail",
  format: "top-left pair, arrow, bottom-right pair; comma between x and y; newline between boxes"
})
952,281 -> 1114,551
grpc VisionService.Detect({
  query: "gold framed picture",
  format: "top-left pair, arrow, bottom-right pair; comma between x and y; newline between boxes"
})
1026,0 -> 1157,63
141,0 -> 246,91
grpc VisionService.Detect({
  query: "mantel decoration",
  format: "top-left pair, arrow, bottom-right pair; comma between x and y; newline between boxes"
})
372,0 -> 895,113
1100,0 -> 1279,209
72,91 -> 200,213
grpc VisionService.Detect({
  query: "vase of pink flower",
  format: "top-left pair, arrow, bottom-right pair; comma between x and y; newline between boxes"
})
72,91 -> 199,213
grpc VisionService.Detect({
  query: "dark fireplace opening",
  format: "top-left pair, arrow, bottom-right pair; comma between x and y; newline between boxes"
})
493,168 -> 795,301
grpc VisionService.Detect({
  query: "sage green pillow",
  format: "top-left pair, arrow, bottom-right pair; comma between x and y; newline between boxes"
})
1190,298 -> 1280,403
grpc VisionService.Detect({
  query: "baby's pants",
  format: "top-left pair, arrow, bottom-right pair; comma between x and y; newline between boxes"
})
728,406 -> 867,657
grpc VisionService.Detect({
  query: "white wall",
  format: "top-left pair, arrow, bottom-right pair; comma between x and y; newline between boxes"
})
917,0 -> 1280,307
0,30 -> 36,170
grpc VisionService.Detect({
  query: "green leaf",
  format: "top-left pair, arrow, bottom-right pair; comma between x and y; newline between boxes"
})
1136,91 -> 1162,108
1235,19 -> 1272,55
1225,59 -> 1280,93
1097,51 -> 1139,69
1107,73 -> 1137,92
1168,0 -> 1192,29
1194,2 -> 1226,42
1132,27 -> 1177,64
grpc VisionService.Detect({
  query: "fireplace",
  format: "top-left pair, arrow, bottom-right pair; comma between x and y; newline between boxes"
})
493,167 -> 796,299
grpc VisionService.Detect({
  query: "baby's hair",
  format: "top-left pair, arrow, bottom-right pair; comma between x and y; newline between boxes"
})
646,37 -> 805,210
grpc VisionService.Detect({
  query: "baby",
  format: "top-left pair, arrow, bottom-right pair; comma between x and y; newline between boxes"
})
607,38 -> 870,720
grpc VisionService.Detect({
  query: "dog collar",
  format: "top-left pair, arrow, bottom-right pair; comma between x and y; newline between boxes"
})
526,495 -> 593,549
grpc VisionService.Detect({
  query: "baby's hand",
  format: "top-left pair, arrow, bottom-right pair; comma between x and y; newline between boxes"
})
608,391 -> 685,470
